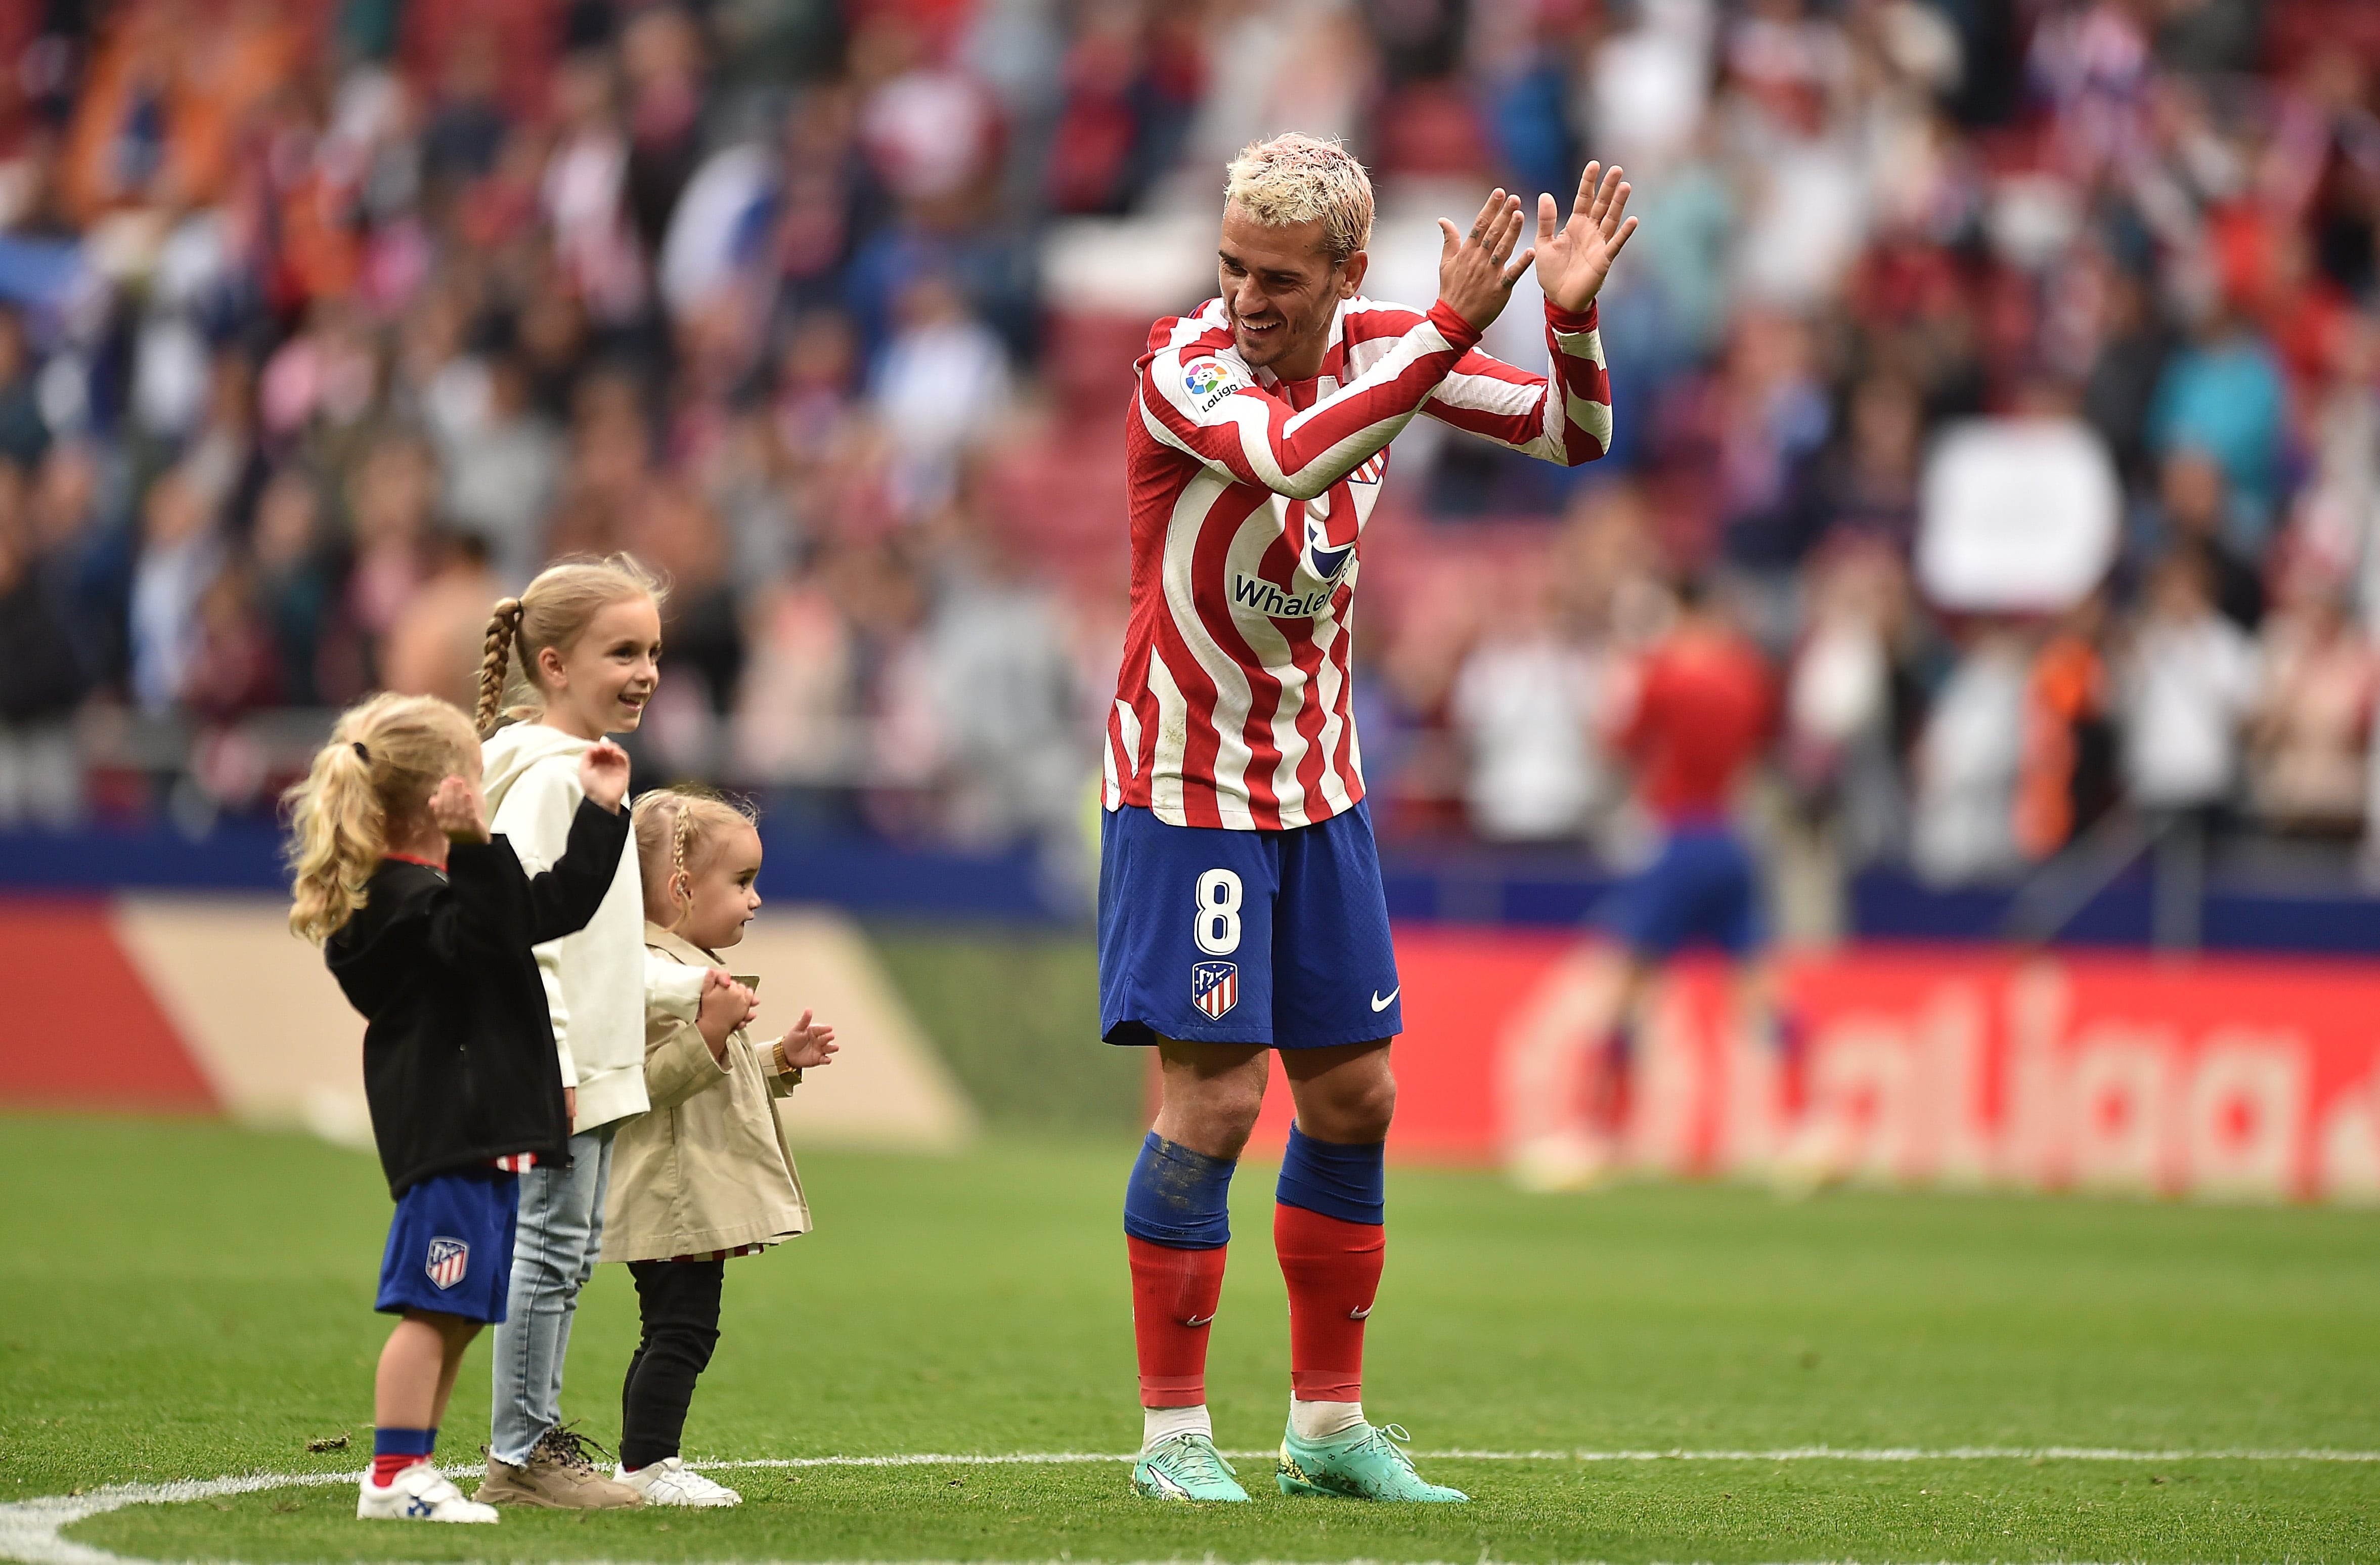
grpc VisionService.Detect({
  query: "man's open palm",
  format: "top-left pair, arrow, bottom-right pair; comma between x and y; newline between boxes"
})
1535,163 -> 1638,313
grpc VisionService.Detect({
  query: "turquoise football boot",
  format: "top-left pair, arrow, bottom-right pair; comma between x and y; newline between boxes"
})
1277,1421 -> 1469,1502
1131,1432 -> 1249,1501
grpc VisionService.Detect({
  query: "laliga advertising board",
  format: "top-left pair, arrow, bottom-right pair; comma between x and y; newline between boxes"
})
1916,418 -> 2121,613
1232,931 -> 2380,1204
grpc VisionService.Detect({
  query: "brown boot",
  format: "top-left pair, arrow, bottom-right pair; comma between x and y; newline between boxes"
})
476,1425 -> 643,1509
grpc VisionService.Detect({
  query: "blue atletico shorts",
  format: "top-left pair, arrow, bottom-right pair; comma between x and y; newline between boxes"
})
1098,800 -> 1402,1049
1601,821 -> 1762,961
374,1166 -> 520,1323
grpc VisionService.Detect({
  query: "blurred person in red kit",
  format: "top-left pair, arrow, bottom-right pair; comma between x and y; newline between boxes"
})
1512,574 -> 1790,1190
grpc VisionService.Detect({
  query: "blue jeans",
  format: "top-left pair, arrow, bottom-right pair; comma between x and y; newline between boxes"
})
489,1122 -> 617,1466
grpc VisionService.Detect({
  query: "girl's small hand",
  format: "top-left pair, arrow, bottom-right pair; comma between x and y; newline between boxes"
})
778,1009 -> 839,1071
580,740 -> 632,811
695,976 -> 753,1064
429,776 -> 490,843
702,969 -> 760,1029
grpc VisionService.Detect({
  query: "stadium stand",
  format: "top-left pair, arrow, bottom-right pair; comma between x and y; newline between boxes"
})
2,0 -> 2380,951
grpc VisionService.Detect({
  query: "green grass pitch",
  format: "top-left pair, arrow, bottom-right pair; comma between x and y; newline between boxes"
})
3,1114 -> 2377,1562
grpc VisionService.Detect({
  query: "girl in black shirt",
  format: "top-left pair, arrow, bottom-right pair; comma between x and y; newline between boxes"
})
284,691 -> 630,1524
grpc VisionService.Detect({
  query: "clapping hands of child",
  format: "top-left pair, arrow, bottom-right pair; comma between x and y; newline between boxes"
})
689,970 -> 835,1072
578,740 -> 632,811
777,1009 -> 838,1071
429,776 -> 490,843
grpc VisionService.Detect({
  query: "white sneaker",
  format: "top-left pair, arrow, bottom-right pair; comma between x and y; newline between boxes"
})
614,1456 -> 742,1507
357,1462 -> 499,1523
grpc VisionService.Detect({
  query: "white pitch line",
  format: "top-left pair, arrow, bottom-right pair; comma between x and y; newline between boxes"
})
1398,1446 -> 2380,1464
6,1449 -> 2375,1565
0,1470 -> 361,1565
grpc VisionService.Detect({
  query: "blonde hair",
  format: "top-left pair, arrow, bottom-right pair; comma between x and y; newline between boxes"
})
475,553 -> 667,736
631,784 -> 758,932
1224,133 -> 1375,266
284,693 -> 480,942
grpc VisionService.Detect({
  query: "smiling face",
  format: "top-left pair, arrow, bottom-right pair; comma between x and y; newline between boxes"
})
534,594 -> 664,740
1217,204 -> 1368,382
673,820 -> 764,950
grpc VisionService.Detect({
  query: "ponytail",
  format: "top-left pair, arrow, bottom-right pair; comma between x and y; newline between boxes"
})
284,693 -> 481,942
478,554 -> 666,737
285,736 -> 382,944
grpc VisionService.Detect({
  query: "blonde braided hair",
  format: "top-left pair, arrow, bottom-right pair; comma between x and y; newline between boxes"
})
631,784 -> 757,933
473,554 -> 667,738
669,799 -> 699,918
474,597 -> 526,736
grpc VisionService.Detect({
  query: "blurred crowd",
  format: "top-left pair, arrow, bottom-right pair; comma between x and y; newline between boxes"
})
4,0 -> 2380,906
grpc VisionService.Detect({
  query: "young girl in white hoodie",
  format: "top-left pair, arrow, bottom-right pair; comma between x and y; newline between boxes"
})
472,554 -> 664,1511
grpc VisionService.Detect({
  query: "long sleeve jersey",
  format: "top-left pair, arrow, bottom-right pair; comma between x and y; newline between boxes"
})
1105,293 -> 1613,830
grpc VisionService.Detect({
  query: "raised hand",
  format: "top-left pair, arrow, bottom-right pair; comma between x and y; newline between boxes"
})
579,738 -> 631,812
428,775 -> 489,843
1534,162 -> 1638,313
1436,188 -> 1538,333
778,1008 -> 839,1071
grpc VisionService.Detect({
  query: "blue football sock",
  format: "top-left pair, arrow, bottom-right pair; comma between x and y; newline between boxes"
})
1123,1132 -> 1236,1248
1275,1122 -> 1385,1225
371,1425 -> 436,1484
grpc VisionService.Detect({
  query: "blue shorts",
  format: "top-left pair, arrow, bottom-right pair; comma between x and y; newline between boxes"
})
1098,800 -> 1402,1049
1602,822 -> 1762,960
374,1166 -> 520,1323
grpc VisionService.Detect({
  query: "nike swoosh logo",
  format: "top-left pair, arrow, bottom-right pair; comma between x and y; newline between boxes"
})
1370,988 -> 1399,1012
1182,1313 -> 1214,1327
1348,1305 -> 1372,1320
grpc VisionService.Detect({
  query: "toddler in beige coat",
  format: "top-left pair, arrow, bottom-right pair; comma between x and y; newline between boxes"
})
601,786 -> 840,1507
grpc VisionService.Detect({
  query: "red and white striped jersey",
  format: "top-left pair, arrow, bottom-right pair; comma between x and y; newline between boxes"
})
1104,293 -> 1614,830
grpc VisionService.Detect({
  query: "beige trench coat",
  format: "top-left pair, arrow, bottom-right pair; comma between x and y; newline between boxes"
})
601,924 -> 812,1263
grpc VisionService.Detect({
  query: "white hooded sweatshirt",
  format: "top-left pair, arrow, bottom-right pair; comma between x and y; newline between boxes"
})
480,720 -> 650,1133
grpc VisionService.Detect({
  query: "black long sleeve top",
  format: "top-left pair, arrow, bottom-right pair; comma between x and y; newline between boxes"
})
326,797 -> 631,1196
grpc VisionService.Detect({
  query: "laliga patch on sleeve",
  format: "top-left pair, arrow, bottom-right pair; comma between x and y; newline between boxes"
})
1183,360 -> 1244,413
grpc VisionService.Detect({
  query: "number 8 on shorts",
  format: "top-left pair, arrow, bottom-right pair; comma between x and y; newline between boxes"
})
1195,869 -> 1243,955
1095,799 -> 1404,1050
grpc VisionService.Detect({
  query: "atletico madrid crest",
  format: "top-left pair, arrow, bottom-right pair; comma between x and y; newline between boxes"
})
424,1237 -> 469,1290
1191,961 -> 1239,1020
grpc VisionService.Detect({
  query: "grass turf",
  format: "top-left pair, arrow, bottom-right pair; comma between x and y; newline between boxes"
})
1,1114 -> 2374,1561
864,921 -> 1136,1132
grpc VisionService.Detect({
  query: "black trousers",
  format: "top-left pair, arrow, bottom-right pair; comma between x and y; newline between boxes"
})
620,1259 -> 725,1469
